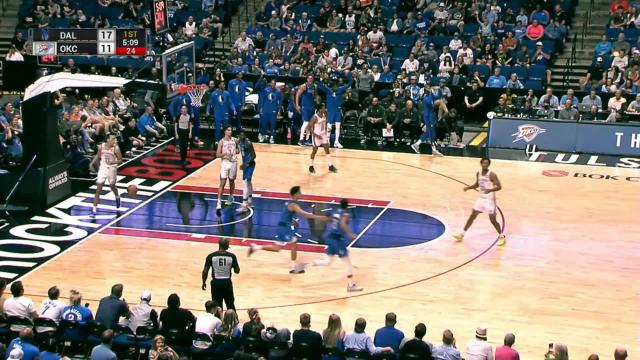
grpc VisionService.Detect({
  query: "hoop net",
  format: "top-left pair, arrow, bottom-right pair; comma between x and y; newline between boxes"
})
180,84 -> 207,106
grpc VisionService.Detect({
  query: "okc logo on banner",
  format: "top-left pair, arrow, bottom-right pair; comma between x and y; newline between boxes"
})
512,124 -> 547,143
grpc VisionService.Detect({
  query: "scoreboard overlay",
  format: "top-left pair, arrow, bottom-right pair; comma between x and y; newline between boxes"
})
31,28 -> 148,56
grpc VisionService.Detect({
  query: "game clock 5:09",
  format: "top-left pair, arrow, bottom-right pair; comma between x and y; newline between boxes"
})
115,29 -> 146,55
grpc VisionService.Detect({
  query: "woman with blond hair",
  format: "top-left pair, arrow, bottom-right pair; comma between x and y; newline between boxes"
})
149,335 -> 179,360
219,309 -> 242,338
60,290 -> 93,325
322,314 -> 346,349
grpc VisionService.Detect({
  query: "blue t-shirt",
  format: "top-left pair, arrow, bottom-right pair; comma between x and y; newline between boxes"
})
487,75 -> 507,88
61,305 -> 94,325
41,351 -> 61,360
6,339 -> 40,360
373,326 -> 405,353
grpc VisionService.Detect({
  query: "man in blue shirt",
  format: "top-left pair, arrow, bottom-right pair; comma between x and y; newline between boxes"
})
318,77 -> 352,148
90,330 -> 117,360
487,68 -> 507,88
379,65 -> 396,83
263,59 -> 280,76
6,329 -> 40,360
256,77 -> 282,144
207,81 -> 237,142
373,312 -> 405,354
137,106 -> 167,139
228,72 -> 248,132
594,34 -> 612,56
95,283 -> 129,329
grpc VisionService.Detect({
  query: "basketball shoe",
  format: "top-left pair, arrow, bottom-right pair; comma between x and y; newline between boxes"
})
328,165 -> 337,172
497,234 -> 506,246
453,233 -> 464,242
289,262 -> 306,274
309,165 -> 316,173
348,284 -> 364,292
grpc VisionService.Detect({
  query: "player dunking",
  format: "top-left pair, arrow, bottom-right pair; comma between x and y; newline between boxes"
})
308,199 -> 364,292
296,75 -> 316,146
236,131 -> 256,213
453,158 -> 506,246
216,126 -> 239,216
91,133 -> 122,215
248,186 -> 328,274
308,104 -> 337,173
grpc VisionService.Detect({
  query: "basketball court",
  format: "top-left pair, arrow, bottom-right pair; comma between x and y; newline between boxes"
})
15,144 -> 640,359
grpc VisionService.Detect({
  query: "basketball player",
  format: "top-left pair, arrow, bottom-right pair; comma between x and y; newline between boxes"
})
308,104 -> 337,173
215,126 -> 239,217
237,131 -> 256,213
90,133 -> 123,215
308,199 -> 364,292
412,84 -> 444,156
295,75 -> 316,146
248,186 -> 329,274
453,158 -> 506,246
318,78 -> 352,148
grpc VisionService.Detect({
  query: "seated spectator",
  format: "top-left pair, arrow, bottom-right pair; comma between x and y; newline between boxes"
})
159,293 -> 195,332
241,308 -> 263,337
195,301 -> 222,337
3,281 -> 38,320
90,330 -> 116,360
494,97 -> 513,116
218,309 -> 242,339
61,290 -> 93,324
95,283 -> 129,329
581,105 -> 601,120
516,100 -> 537,117
234,32 -> 254,53
465,327 -> 493,360
401,53 -> 420,74
0,279 -> 6,314
5,45 -> 23,61
608,89 -> 628,111
614,347 -> 628,360
344,318 -> 393,355
5,329 -> 39,360
506,74 -> 524,89
374,312 -> 404,354
388,13 -> 403,33
560,89 -> 579,107
121,290 -> 158,332
399,323 -> 433,358
322,314 -> 346,349
530,4 -> 550,25
487,68 -> 507,88
595,34 -> 613,56
537,99 -> 555,119
495,333 -> 519,360
138,106 -> 167,139
38,286 -> 64,323
464,82 -> 485,113
149,335 -> 179,360
558,100 -> 579,120
538,88 -> 560,108
582,90 -> 603,109
613,33 -> 630,54
626,93 -> 640,112
292,313 -> 323,359
526,19 -> 544,40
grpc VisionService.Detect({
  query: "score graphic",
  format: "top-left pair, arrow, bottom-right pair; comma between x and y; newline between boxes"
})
31,28 -> 147,56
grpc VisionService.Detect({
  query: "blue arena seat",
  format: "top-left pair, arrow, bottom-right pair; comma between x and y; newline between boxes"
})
511,66 -> 528,80
528,65 -> 546,81
525,79 -> 543,90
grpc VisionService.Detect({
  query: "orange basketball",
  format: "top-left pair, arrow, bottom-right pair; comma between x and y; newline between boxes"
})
127,184 -> 138,196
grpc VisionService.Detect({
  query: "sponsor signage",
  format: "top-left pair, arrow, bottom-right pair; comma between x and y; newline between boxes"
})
488,117 -> 640,156
541,169 -> 640,182
528,151 -> 640,169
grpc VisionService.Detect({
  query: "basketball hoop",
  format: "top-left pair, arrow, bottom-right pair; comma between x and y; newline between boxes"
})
184,83 -> 207,106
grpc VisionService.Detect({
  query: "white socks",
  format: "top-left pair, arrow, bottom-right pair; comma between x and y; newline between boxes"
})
335,123 -> 341,143
299,121 -> 309,141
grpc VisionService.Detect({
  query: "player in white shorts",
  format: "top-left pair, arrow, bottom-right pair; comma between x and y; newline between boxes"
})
453,157 -> 506,246
91,133 -> 123,215
216,125 -> 239,216
308,104 -> 337,174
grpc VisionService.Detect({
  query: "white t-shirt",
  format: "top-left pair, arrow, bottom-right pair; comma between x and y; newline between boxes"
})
39,299 -> 66,322
401,59 -> 420,73
367,31 -> 385,44
195,313 -> 222,336
3,296 -> 35,319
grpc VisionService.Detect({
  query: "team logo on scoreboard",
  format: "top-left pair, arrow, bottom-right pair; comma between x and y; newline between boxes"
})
33,42 -> 56,56
512,124 -> 547,143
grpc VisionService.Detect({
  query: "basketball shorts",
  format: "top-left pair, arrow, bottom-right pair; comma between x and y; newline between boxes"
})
326,238 -> 348,258
276,225 -> 298,243
96,165 -> 117,185
473,195 -> 496,214
327,111 -> 341,124
312,132 -> 329,147
302,107 -> 315,122
242,163 -> 255,181
220,160 -> 237,180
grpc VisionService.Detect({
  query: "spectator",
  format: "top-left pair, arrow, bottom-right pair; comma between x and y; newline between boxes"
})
494,97 -> 512,116
121,290 -> 158,332
401,53 -> 420,74
613,33 -> 630,54
159,293 -> 196,332
6,348 -> 23,360
90,330 -> 116,360
10,32 -> 25,52
95,283 -> 129,329
367,27 -> 385,47
487,68 -> 507,88
0,279 -> 6,314
558,100 -> 579,120
355,67 -> 376,102
581,105 -> 600,120
399,323 -> 433,358
614,347 -> 628,360
344,318 -> 393,355
234,32 -> 254,52
552,343 -> 569,360
61,290 -> 93,324
495,333 -> 519,360
530,4 -> 550,25
322,314 -> 346,349
464,327 -> 493,360
292,313 -> 323,359
608,89 -> 628,111
39,339 -> 60,360
526,19 -> 544,40
583,57 -> 606,88
582,90 -> 603,109
514,45 -> 530,66
594,34 -> 613,56
5,46 -> 24,61
449,33 -> 463,51
506,74 -> 524,89
241,308 -> 263,337
388,13 -> 403,33
5,329 -> 39,360
538,88 -> 560,108
3,281 -> 38,320
374,312 -> 405,354
537,99 -> 555,119
626,93 -> 640,112
513,21 -> 526,41
464,82 -> 484,113
195,301 -> 222,337
138,106 -> 167,139
38,286 -> 65,323
149,335 -> 179,360
218,309 -> 242,339
433,329 -> 462,360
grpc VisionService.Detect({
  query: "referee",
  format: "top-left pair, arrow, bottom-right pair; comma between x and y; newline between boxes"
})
201,238 -> 240,310
175,104 -> 192,167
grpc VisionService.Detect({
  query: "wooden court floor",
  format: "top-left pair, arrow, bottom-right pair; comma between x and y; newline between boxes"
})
18,145 -> 640,359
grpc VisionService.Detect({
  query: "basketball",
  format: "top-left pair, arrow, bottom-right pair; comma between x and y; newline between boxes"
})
127,184 -> 138,196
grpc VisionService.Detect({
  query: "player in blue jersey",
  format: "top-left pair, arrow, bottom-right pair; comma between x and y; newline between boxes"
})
256,77 -> 282,144
248,186 -> 329,274
412,84 -> 444,156
236,131 -> 256,213
206,81 -> 237,142
227,72 -> 248,133
308,199 -> 363,292
318,78 -> 352,148
295,75 -> 317,146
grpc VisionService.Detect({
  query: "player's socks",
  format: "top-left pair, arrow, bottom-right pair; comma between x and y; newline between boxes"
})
92,206 -> 97,215
269,135 -> 275,144
216,200 -> 222,216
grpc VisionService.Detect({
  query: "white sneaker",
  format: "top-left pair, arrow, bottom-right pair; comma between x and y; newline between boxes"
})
432,148 -> 444,156
334,141 -> 343,148
258,134 -> 264,142
269,135 -> 275,144
411,143 -> 420,153
347,284 -> 364,292
236,205 -> 249,213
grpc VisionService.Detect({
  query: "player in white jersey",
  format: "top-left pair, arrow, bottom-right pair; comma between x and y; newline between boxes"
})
308,104 -> 337,174
90,133 -> 123,215
216,125 -> 239,216
454,158 -> 506,246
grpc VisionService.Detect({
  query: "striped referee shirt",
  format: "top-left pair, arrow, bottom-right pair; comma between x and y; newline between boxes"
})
205,250 -> 239,280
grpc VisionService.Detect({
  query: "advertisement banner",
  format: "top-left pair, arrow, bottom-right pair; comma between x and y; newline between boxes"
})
488,118 -> 640,156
